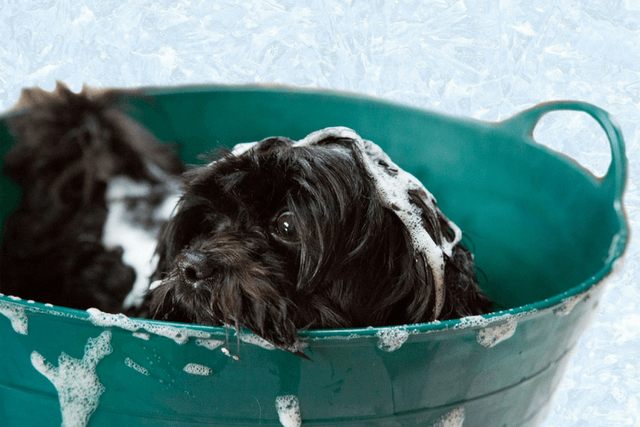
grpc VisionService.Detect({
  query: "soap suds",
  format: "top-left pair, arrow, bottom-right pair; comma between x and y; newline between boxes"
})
31,331 -> 113,427
307,333 -> 361,342
0,301 -> 28,334
87,308 -> 211,344
183,363 -> 213,376
196,338 -> 224,350
6,301 -> 85,320
476,316 -> 517,348
236,330 -> 306,355
238,331 -> 277,350
453,315 -> 490,330
275,395 -> 302,427
132,332 -> 151,340
231,141 -> 259,157
87,309 -> 139,332
376,327 -> 410,352
432,406 -> 465,427
553,293 -> 585,316
450,311 -> 539,347
143,323 -> 211,345
125,357 -> 150,376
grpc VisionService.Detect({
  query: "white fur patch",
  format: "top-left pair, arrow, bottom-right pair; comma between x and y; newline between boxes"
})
102,175 -> 181,309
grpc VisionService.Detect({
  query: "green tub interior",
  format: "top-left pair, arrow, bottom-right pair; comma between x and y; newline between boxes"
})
0,85 -> 629,426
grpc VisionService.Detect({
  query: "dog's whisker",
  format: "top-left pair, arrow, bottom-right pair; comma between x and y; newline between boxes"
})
235,322 -> 242,355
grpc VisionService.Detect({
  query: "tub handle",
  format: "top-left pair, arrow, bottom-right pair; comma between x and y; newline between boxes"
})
500,100 -> 627,204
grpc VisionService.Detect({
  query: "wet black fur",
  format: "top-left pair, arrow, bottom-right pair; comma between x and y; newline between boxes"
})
144,136 -> 494,351
0,84 -> 183,312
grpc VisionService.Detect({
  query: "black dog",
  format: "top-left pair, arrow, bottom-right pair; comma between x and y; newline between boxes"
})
144,127 -> 493,352
1,87 -> 492,354
0,83 -> 183,312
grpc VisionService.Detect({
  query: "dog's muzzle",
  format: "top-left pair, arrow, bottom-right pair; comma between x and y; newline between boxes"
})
177,251 -> 215,288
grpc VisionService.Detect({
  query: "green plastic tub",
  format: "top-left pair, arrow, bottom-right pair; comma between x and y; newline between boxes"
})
0,85 -> 629,427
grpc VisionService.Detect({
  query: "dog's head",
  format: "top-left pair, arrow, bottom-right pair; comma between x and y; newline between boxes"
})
5,83 -> 183,209
147,128 -> 492,352
1,83 -> 183,312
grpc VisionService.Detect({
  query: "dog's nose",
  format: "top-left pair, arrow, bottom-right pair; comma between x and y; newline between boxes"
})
179,252 -> 215,286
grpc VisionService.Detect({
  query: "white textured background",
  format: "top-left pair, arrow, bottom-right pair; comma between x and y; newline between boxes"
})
1,1 -> 639,425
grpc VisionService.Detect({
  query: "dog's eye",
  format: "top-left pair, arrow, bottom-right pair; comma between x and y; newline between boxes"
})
275,211 -> 298,239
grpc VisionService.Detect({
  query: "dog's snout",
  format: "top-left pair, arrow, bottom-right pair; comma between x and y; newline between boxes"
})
179,252 -> 215,286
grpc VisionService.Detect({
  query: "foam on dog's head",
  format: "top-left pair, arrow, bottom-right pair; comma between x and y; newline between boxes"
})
292,127 -> 462,319
226,127 -> 462,319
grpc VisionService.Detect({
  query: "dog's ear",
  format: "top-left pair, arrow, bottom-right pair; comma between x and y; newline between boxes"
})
364,211 -> 437,326
441,244 -> 494,319
380,189 -> 457,324
404,189 -> 494,320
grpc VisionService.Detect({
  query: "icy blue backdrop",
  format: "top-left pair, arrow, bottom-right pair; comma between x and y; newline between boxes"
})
1,1 -> 638,425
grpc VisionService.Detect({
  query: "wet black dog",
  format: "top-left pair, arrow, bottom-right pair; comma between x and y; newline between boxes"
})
0,83 -> 182,312
143,128 -> 493,352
